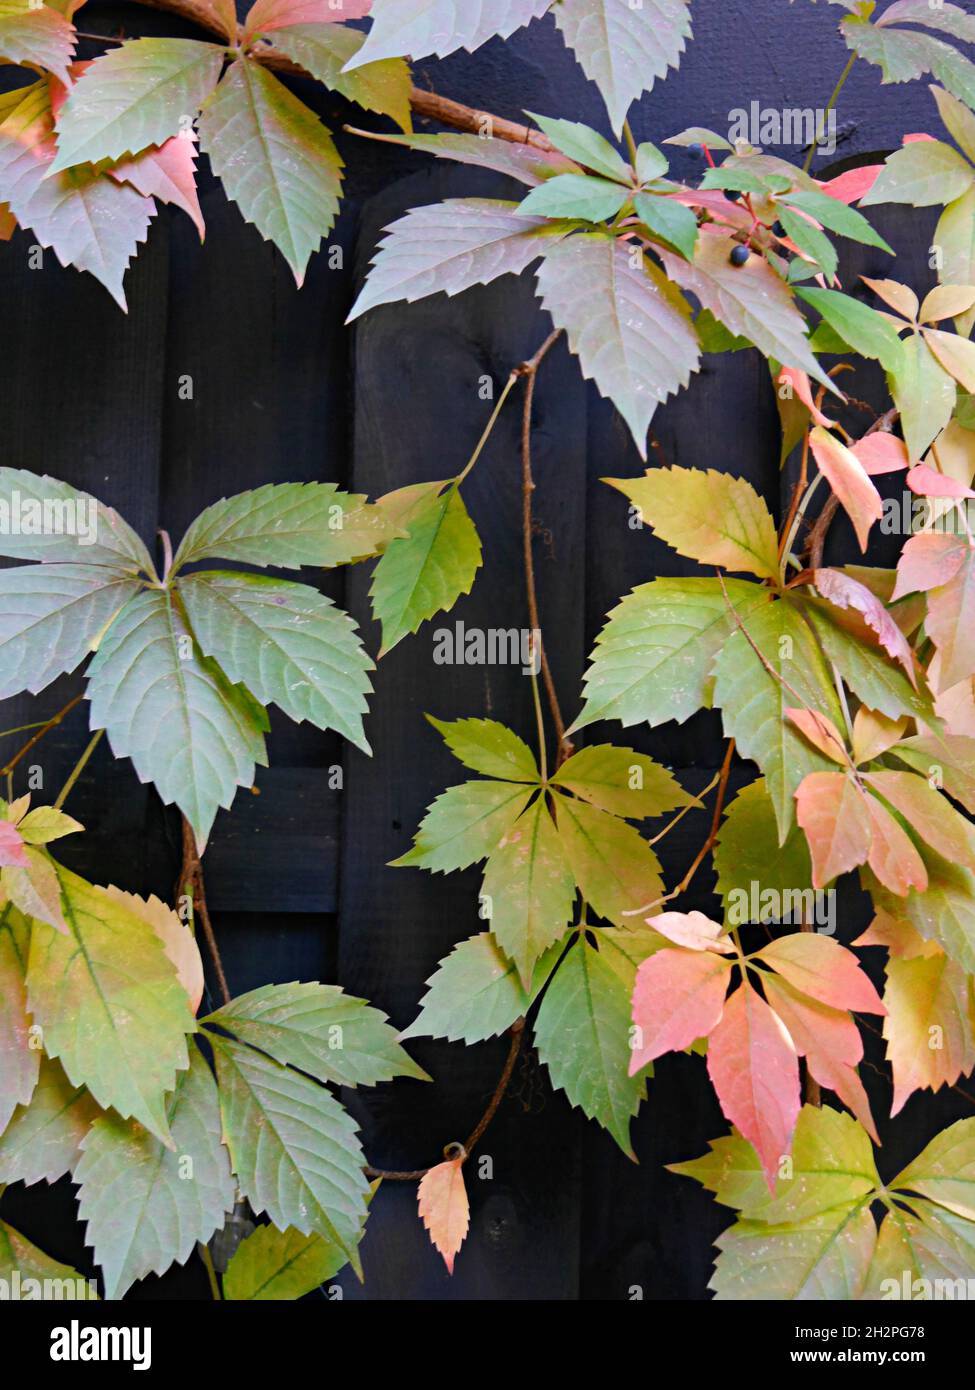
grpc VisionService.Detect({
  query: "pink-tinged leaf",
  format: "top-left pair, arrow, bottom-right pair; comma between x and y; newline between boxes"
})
883,949 -> 975,1117
628,947 -> 732,1074
814,567 -> 917,684
417,1156 -> 469,1275
648,910 -> 735,955
784,707 -> 849,765
852,433 -> 909,476
862,277 -> 918,323
924,326 -> 975,394
762,974 -> 878,1143
867,768 -> 975,870
809,426 -> 884,552
795,771 -> 870,888
927,547 -> 975,690
778,367 -> 835,428
855,910 -> 933,959
103,886 -> 205,1015
906,463 -> 975,499
192,0 -> 238,41
931,657 -> 975,735
706,981 -> 801,1190
109,133 -> 204,240
892,532 -> 968,601
863,787 -> 928,897
0,1 -> 75,85
671,188 -> 752,231
2,848 -> 68,933
819,165 -> 883,204
0,820 -> 28,869
244,0 -> 371,39
757,932 -> 886,1015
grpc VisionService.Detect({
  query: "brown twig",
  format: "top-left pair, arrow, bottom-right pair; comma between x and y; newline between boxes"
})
518,329 -> 572,768
364,1019 -> 526,1181
179,815 -> 231,1007
126,0 -> 557,148
0,693 -> 84,779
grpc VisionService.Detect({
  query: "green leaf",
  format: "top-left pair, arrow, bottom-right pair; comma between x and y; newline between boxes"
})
671,1104 -> 880,1223
932,84 -> 975,164
179,572 -> 373,753
571,577 -> 769,732
635,141 -> 668,183
710,1202 -> 877,1300
0,85 -> 152,309
777,205 -> 838,282
517,172 -> 630,222
553,0 -> 692,136
86,588 -> 269,849
633,191 -> 698,261
17,806 -> 83,847
199,59 -> 343,287
935,188 -> 975,338
535,233 -> 699,458
800,597 -> 936,726
206,981 -> 429,1086
0,1055 -> 98,1187
782,189 -> 894,253
893,1117 -> 975,1221
224,1222 -> 352,1300
0,904 -> 37,1133
525,112 -> 631,182
892,334 -> 957,462
713,778 -> 813,920
844,12 -> 975,109
712,598 -> 845,840
401,931 -> 566,1044
344,0 -> 551,68
74,1047 -> 234,1299
555,794 -> 663,927
659,232 -> 829,387
426,715 -> 539,783
173,481 -> 391,572
0,0 -> 74,83
862,1199 -> 975,1297
263,22 -> 412,132
50,38 -> 225,172
880,846 -> 975,974
392,780 -> 535,874
551,744 -> 695,819
0,467 -> 154,571
862,139 -> 975,209
796,285 -> 905,373
348,198 -> 568,321
607,466 -> 780,580
534,937 -> 646,1157
369,481 -> 482,653
0,1219 -> 97,1298
211,1035 -> 370,1270
26,867 -> 196,1145
0,564 -> 141,700
481,798 -> 577,984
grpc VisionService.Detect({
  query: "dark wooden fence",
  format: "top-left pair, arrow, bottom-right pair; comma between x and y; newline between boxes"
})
0,0 -> 968,1300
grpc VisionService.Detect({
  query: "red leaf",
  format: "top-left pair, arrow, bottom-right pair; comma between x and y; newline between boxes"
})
757,932 -> 886,1014
819,165 -> 883,204
867,769 -> 975,870
628,947 -> 732,1074
110,134 -> 205,241
244,0 -> 372,38
648,910 -> 735,954
852,433 -> 909,476
891,532 -> 968,601
0,820 -> 28,869
795,771 -> 871,888
417,1157 -> 469,1275
906,463 -> 975,499
762,974 -> 878,1143
706,981 -> 801,1189
784,706 -> 849,764
809,426 -> 884,552
778,367 -> 835,428
815,567 -> 917,684
863,788 -> 928,897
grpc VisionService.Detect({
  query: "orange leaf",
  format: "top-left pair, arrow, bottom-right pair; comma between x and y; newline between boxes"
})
809,427 -> 884,552
417,1157 -> 469,1275
795,771 -> 871,888
863,789 -> 928,897
629,947 -> 732,1074
867,769 -> 975,870
883,949 -> 975,1116
784,707 -> 849,764
757,931 -> 886,1014
706,981 -> 801,1189
852,707 -> 908,765
778,367 -> 834,428
819,165 -> 883,204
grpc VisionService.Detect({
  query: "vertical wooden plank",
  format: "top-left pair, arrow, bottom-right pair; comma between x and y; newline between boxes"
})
339,164 -> 587,1299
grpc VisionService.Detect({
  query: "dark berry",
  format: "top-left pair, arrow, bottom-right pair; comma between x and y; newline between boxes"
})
688,142 -> 704,160
772,220 -> 786,238
725,189 -> 741,203
729,244 -> 750,267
